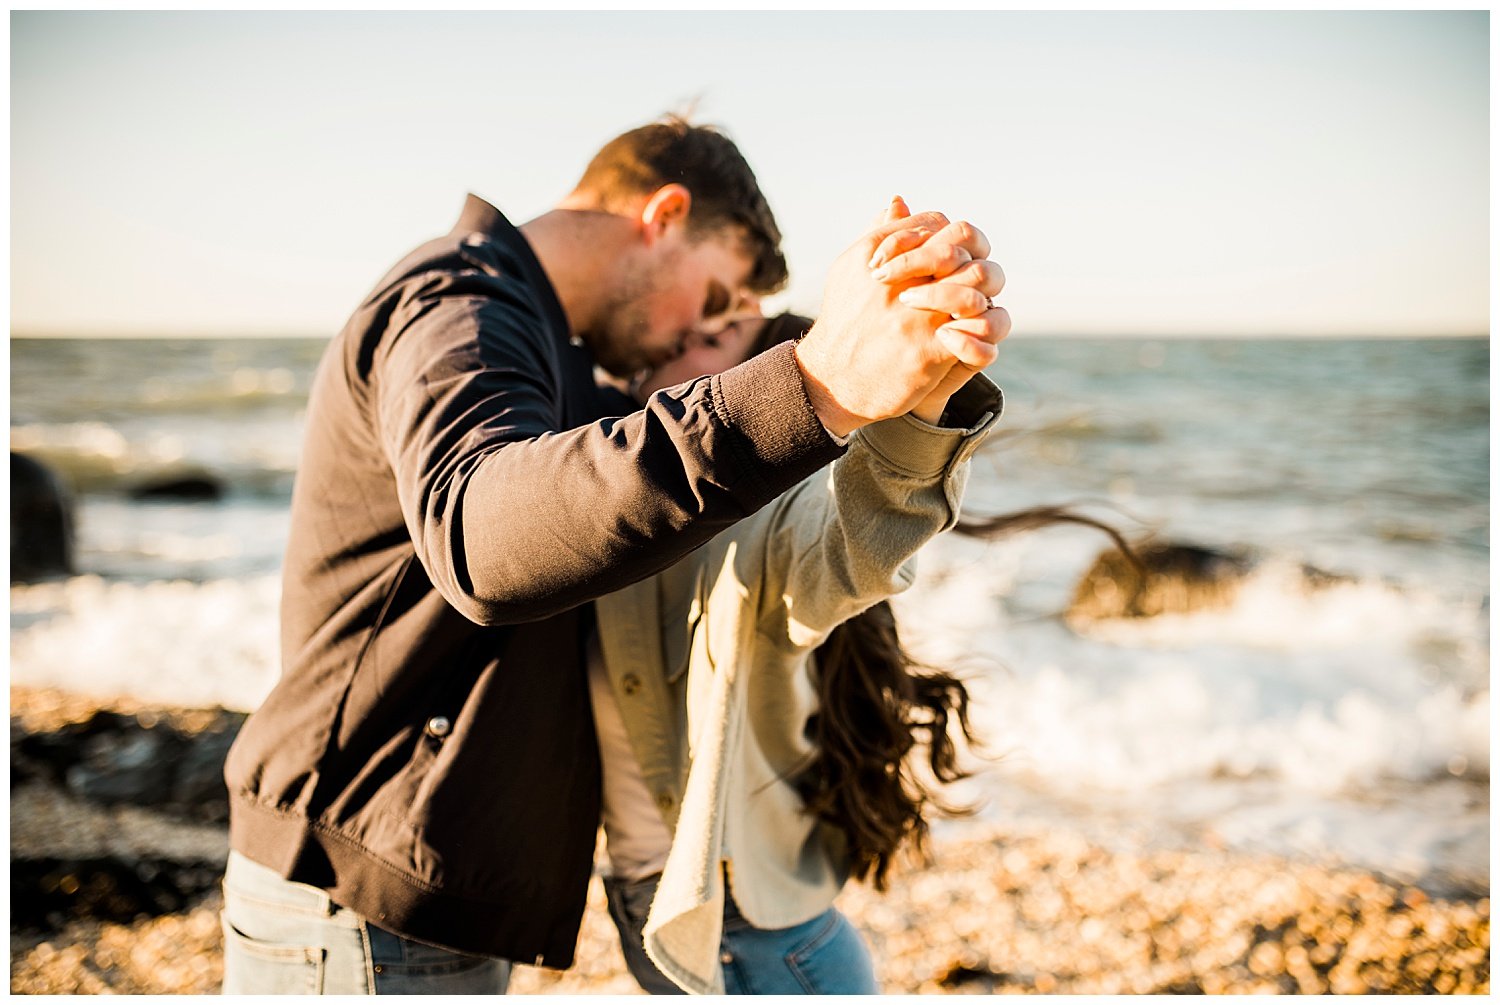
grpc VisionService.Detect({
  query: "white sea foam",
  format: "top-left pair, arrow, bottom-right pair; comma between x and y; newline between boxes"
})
10,574 -> 282,712
1075,558 -> 1486,658
899,535 -> 1487,792
888,530 -> 1489,885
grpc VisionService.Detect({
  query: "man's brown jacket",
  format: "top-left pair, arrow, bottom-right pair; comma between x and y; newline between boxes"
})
224,195 -> 842,967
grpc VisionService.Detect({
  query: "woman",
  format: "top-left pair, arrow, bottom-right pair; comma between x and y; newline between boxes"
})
589,307 -> 1002,995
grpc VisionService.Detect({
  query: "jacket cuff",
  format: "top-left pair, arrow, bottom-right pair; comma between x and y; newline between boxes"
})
857,373 -> 1004,478
940,371 -> 1004,431
711,340 -> 845,480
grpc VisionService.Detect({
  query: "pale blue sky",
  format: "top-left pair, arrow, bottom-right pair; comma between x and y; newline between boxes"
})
10,10 -> 1490,337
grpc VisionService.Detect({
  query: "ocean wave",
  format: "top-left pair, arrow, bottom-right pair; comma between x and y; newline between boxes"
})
135,367 -> 305,412
11,421 -> 299,496
963,659 -> 1488,795
1070,559 -> 1486,654
892,536 -> 1489,797
9,574 -> 282,712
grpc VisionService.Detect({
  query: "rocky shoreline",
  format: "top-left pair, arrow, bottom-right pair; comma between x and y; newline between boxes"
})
10,686 -> 1490,995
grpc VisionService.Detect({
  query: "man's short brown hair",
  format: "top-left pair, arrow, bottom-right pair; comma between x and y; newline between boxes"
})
573,116 -> 788,295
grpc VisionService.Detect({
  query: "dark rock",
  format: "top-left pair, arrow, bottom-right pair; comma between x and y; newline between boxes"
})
10,452 -> 75,582
67,730 -> 180,804
129,473 -> 224,502
935,960 -> 1013,992
13,708 -> 246,821
14,711 -> 139,786
11,856 -> 226,932
169,727 -> 239,821
1067,542 -> 1354,622
1068,542 -> 1254,621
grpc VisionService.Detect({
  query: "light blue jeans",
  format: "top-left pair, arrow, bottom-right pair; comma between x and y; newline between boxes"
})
604,871 -> 879,994
220,851 -> 510,994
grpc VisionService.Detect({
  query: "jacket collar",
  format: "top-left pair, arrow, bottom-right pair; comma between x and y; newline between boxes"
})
450,193 -> 573,350
450,192 -> 511,238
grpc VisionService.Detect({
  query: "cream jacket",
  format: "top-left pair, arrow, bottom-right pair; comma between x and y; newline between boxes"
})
595,375 -> 1002,994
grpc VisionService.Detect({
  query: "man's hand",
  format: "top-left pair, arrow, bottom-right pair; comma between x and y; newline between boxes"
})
794,199 -> 1008,436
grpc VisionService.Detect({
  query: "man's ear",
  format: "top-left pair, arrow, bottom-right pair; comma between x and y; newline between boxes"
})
639,184 -> 693,245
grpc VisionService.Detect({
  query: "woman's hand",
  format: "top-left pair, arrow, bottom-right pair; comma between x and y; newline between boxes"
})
868,198 -> 1010,424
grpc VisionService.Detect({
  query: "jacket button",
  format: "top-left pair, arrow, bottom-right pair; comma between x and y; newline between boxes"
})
655,792 -> 675,812
721,951 -> 734,965
621,673 -> 642,696
425,716 -> 452,738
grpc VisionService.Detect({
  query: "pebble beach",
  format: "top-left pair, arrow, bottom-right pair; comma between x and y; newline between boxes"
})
10,685 -> 1489,996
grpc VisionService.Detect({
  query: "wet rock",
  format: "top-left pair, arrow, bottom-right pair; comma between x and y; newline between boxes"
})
67,730 -> 179,804
11,451 -> 75,583
1068,542 -> 1252,621
169,726 -> 239,820
13,710 -> 140,786
933,958 -> 1011,992
11,856 -> 225,932
129,472 -> 224,502
13,707 -> 246,820
1067,541 -> 1355,623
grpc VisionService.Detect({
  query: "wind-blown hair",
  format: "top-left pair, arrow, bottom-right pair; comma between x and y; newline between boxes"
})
752,312 -> 1135,890
797,599 -> 977,890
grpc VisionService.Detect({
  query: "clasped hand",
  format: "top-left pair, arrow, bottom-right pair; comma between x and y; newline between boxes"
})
795,197 -> 1010,435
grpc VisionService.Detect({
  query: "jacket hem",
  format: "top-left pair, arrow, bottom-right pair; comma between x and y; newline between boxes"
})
228,792 -> 579,969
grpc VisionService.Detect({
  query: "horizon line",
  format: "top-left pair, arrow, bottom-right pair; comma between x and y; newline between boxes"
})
9,329 -> 1491,342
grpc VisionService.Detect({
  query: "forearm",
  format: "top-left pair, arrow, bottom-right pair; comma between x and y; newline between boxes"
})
384,333 -> 842,626
757,372 -> 1003,648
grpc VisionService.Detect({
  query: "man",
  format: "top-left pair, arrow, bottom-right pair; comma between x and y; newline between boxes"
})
221,117 -> 1006,993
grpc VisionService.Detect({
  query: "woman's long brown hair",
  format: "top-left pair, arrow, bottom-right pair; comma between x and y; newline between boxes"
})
797,510 -> 1133,891
751,313 -> 1137,890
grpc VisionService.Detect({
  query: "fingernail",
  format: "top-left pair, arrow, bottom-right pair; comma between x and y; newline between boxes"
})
870,265 -> 891,281
897,289 -> 918,304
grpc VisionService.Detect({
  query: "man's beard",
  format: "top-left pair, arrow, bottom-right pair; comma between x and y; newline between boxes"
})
578,256 -> 665,380
580,304 -> 653,379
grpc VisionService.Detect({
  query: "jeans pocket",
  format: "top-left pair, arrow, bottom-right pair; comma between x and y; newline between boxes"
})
367,926 -> 510,994
220,913 -> 327,995
784,910 -> 877,995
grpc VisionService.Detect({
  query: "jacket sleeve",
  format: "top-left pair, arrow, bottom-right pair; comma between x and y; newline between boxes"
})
372,274 -> 843,626
729,373 -> 1003,651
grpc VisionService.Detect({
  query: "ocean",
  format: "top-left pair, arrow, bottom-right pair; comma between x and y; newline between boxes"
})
9,334 -> 1489,895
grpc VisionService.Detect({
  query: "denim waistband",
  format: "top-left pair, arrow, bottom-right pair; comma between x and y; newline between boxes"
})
224,850 -> 342,919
